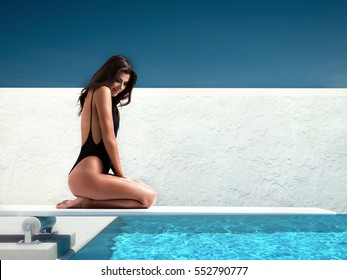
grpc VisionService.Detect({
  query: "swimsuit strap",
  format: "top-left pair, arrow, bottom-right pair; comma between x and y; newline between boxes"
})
90,89 -> 95,130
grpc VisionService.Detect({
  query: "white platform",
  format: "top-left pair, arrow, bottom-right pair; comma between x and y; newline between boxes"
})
0,242 -> 58,260
0,205 -> 336,216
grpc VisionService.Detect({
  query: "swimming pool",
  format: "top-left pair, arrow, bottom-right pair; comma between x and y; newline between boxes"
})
69,214 -> 347,260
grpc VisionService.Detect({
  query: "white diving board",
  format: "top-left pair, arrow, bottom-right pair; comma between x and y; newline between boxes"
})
0,205 -> 336,217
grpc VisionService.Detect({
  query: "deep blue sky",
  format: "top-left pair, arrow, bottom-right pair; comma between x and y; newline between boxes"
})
1,0 -> 346,87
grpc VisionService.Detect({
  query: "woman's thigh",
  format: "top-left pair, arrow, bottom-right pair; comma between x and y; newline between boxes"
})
68,170 -> 155,202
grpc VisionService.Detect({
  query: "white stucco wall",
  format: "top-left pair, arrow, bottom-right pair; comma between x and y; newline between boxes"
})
0,88 -> 346,213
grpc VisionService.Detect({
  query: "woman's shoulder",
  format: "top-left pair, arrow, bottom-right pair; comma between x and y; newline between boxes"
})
94,86 -> 112,99
94,85 -> 111,95
93,86 -> 112,107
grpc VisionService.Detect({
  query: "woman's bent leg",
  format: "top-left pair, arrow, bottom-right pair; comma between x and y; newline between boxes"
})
56,197 -> 150,209
57,171 -> 157,209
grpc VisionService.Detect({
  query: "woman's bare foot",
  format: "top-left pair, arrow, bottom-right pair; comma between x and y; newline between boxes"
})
56,197 -> 90,209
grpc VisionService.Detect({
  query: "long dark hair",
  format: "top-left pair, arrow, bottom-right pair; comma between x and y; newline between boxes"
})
78,55 -> 137,115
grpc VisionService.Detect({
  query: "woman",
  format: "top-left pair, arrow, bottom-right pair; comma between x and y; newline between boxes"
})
56,56 -> 157,209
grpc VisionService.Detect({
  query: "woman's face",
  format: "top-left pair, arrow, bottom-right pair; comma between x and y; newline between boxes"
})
109,72 -> 130,97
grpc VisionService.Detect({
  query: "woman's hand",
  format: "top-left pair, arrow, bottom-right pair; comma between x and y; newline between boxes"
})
121,176 -> 140,183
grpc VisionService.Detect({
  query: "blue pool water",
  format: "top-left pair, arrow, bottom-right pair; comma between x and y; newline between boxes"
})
70,215 -> 347,260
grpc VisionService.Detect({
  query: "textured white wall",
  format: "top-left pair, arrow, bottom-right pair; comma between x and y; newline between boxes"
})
0,88 -> 346,213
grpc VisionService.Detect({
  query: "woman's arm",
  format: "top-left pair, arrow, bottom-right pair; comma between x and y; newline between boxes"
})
94,86 -> 124,177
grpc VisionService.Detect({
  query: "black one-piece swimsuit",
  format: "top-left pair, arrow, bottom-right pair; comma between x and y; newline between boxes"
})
69,90 -> 119,175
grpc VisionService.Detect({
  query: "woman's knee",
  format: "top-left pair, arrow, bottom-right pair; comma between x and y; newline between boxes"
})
142,188 -> 157,208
